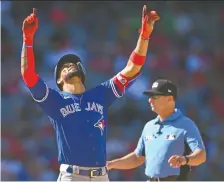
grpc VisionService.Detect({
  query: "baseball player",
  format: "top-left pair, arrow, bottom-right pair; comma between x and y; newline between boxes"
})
21,6 -> 160,181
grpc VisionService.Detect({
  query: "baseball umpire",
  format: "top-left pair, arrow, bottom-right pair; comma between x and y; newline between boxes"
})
107,79 -> 206,181
21,6 -> 160,181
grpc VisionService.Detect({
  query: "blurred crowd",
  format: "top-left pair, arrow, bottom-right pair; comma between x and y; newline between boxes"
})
1,1 -> 224,181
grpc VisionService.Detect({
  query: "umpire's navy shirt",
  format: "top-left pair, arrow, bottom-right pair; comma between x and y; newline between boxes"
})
135,109 -> 205,178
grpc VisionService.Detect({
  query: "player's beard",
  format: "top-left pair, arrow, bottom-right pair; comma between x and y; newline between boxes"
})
64,70 -> 82,81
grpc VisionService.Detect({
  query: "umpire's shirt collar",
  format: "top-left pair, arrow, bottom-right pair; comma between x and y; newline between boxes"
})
154,108 -> 182,124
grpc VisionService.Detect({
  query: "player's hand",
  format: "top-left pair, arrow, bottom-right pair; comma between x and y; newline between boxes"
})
139,5 -> 160,39
22,8 -> 38,43
168,155 -> 187,168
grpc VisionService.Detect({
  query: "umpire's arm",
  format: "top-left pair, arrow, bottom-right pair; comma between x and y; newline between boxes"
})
184,120 -> 207,166
185,149 -> 206,166
107,152 -> 145,170
107,129 -> 146,170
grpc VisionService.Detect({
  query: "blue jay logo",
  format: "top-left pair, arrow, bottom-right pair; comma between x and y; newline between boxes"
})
94,116 -> 105,136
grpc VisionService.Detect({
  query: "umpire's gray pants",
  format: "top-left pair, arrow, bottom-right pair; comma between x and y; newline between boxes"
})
57,164 -> 109,181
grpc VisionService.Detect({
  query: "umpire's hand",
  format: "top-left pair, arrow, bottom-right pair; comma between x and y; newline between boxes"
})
168,155 -> 187,168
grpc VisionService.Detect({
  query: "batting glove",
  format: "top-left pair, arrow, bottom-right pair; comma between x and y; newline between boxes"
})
22,8 -> 38,44
138,5 -> 160,39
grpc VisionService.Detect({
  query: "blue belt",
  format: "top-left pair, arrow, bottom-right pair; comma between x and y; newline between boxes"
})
66,166 -> 108,178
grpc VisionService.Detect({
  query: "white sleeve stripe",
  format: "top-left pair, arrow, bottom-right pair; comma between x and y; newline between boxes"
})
110,79 -> 123,98
30,82 -> 49,102
110,79 -> 121,98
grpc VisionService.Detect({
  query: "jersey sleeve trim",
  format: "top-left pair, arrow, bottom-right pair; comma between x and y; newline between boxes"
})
30,82 -> 49,102
110,79 -> 123,98
112,72 -> 140,96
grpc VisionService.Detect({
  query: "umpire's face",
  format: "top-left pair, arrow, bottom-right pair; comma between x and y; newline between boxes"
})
148,95 -> 174,114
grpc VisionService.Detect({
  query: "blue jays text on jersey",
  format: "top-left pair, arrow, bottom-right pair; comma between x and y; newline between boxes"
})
28,72 -> 140,167
60,101 -> 103,117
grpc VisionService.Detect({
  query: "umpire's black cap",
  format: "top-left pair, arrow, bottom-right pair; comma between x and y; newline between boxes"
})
143,79 -> 178,99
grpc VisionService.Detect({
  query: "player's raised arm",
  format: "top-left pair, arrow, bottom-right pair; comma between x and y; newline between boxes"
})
107,5 -> 160,99
21,9 -> 63,118
21,9 -> 49,101
21,8 -> 39,88
97,6 -> 160,105
120,5 -> 160,78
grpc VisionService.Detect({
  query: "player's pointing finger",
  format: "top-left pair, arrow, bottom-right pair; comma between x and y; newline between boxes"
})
33,8 -> 37,15
142,5 -> 147,19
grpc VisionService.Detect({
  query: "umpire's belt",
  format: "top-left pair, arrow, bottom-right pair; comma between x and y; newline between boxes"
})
60,164 -> 108,178
149,175 -> 178,181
